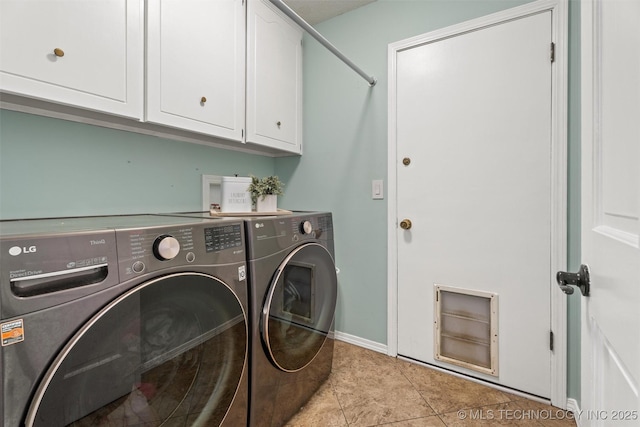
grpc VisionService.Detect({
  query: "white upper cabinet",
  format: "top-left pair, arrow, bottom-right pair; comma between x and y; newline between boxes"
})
146,0 -> 245,142
1,0 -> 304,156
0,0 -> 143,119
246,0 -> 303,154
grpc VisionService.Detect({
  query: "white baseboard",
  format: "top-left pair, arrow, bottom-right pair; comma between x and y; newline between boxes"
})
333,330 -> 388,355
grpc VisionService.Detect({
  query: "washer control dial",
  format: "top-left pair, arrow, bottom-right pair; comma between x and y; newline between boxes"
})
153,235 -> 180,260
300,220 -> 313,235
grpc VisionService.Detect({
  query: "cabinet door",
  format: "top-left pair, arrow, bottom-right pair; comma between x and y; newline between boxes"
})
0,0 -> 143,119
247,0 -> 303,154
146,0 -> 245,142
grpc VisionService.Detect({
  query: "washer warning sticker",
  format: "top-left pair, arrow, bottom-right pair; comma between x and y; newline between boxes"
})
2,319 -> 24,346
238,265 -> 246,282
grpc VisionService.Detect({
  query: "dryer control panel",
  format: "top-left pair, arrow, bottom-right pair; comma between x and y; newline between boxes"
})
245,212 -> 333,259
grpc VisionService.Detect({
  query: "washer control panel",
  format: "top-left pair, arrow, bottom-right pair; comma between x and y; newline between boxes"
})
205,223 -> 243,253
0,215 -> 247,317
117,220 -> 244,278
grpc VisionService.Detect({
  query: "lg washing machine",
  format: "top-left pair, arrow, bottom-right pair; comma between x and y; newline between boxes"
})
0,215 -> 249,427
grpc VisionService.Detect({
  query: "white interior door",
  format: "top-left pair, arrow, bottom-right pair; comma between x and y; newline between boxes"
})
580,0 -> 640,424
395,11 -> 555,398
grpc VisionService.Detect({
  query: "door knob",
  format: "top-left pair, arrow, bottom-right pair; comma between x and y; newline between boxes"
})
556,264 -> 590,296
399,219 -> 412,230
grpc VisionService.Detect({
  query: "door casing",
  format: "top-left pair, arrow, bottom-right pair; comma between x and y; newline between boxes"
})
387,0 -> 569,408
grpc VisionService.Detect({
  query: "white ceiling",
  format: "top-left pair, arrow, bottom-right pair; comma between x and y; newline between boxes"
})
283,0 -> 377,25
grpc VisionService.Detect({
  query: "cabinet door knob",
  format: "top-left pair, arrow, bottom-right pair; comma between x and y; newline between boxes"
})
53,48 -> 65,57
276,121 -> 281,128
201,96 -> 207,103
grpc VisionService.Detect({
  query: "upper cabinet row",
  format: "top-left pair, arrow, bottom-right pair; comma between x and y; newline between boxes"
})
0,0 -> 303,155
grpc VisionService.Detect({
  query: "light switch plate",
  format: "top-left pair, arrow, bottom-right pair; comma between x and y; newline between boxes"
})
372,179 -> 384,200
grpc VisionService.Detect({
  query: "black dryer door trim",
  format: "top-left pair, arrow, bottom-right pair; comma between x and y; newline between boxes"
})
261,242 -> 338,372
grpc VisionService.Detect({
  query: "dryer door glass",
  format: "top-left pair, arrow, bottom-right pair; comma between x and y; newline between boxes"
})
262,243 -> 337,372
25,273 -> 247,427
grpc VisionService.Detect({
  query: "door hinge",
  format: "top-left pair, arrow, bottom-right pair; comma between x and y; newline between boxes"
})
550,42 -> 555,63
550,330 -> 554,351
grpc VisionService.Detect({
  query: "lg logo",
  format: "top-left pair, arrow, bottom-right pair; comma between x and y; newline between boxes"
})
8,246 -> 37,256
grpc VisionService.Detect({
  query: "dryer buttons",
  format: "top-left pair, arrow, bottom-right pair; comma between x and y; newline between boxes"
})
153,235 -> 180,261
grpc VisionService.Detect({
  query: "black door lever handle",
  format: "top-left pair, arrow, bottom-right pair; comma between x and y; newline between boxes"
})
556,264 -> 590,297
558,283 -> 575,295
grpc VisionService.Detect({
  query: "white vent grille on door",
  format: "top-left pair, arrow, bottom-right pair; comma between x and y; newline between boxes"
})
434,285 -> 498,376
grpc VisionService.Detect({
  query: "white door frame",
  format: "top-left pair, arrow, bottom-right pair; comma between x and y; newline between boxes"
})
387,0 -> 569,408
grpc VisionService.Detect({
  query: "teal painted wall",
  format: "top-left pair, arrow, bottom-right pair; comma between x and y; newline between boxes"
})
0,110 -> 275,219
276,0 -> 581,402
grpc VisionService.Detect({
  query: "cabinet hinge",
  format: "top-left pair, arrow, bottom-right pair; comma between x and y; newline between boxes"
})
550,330 -> 554,351
550,42 -> 555,63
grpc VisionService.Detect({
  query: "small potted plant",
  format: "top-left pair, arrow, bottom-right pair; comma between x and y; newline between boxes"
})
247,175 -> 285,212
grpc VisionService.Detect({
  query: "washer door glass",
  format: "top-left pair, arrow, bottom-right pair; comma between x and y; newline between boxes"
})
262,243 -> 337,372
25,273 -> 247,427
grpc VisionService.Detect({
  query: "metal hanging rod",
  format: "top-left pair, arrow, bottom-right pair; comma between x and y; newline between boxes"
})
268,0 -> 377,87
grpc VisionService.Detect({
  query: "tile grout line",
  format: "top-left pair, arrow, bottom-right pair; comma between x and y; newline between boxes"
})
327,377 -> 351,427
395,358 -> 442,424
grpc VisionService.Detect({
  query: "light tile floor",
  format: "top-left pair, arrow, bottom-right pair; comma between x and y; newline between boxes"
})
285,341 -> 577,427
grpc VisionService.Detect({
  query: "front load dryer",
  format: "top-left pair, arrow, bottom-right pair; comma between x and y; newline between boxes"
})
244,212 -> 337,427
0,215 -> 249,427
